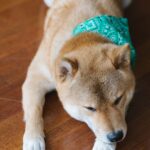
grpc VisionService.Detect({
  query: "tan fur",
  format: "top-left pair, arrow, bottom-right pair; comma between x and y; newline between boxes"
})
22,0 -> 135,150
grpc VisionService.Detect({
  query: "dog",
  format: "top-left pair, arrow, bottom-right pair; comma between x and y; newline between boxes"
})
22,0 -> 135,149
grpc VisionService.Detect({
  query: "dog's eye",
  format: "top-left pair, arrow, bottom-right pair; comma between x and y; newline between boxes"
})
114,95 -> 123,105
85,107 -> 96,112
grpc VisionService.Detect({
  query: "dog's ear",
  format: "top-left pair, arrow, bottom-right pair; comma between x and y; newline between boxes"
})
57,57 -> 78,82
107,44 -> 130,69
114,44 -> 130,69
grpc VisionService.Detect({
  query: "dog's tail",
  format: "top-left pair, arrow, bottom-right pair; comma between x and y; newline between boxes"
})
44,0 -> 53,7
122,0 -> 132,8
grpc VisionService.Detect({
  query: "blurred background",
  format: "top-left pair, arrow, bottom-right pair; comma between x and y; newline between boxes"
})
0,0 -> 150,149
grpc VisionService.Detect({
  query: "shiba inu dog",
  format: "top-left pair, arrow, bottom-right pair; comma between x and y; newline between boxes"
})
22,0 -> 135,150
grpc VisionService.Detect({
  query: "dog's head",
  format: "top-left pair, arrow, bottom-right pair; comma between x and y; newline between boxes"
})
55,33 -> 135,144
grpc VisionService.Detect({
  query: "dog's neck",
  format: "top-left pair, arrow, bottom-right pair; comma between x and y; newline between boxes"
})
72,15 -> 136,68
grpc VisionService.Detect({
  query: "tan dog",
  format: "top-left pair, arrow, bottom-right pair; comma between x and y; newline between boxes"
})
22,0 -> 135,150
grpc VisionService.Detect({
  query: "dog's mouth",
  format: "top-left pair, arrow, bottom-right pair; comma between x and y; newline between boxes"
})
96,138 -> 123,145
92,129 -> 126,145
97,136 -> 125,145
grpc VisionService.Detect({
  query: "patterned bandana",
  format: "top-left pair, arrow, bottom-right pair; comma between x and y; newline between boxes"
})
72,15 -> 136,68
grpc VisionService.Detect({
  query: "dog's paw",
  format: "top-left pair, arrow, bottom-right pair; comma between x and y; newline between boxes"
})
43,0 -> 53,7
92,139 -> 116,150
23,134 -> 45,150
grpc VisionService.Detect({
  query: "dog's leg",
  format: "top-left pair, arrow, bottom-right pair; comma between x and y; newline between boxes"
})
92,138 -> 116,150
22,53 -> 55,150
22,71 -> 55,150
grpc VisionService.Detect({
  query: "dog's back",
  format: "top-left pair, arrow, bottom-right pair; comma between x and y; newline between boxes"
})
43,0 -> 125,69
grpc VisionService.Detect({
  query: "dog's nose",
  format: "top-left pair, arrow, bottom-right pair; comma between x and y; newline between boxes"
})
107,130 -> 124,142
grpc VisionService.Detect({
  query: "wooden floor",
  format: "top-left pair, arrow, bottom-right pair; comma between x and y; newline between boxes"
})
0,0 -> 150,149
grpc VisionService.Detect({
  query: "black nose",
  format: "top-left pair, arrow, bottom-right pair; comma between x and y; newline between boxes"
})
107,130 -> 124,142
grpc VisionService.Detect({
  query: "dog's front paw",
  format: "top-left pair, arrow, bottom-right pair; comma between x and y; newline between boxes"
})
92,138 -> 116,150
23,134 -> 45,150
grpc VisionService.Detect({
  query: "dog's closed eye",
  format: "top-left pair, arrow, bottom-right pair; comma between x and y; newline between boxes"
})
84,107 -> 96,112
114,95 -> 123,105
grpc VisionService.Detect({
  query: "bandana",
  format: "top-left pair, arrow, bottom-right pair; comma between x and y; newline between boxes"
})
72,15 -> 136,68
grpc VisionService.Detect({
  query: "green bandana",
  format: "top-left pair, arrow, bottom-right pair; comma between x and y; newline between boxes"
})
72,15 -> 136,68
